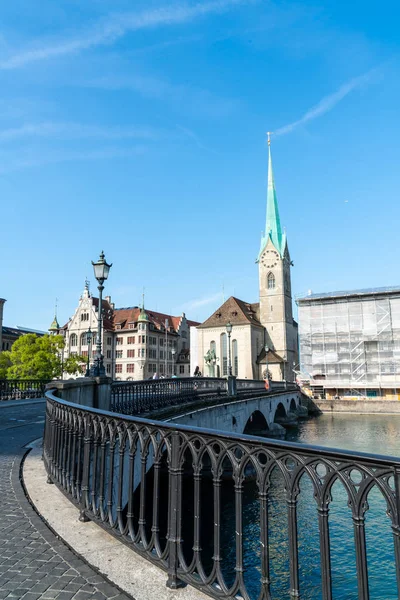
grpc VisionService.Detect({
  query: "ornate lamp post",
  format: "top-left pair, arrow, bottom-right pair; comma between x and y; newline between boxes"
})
85,327 -> 93,377
171,347 -> 176,375
91,251 -> 112,377
226,322 -> 233,377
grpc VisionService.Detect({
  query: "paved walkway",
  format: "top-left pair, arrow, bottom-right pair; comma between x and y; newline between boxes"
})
0,400 -> 131,600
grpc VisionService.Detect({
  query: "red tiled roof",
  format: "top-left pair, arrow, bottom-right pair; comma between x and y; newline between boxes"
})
62,298 -> 200,334
198,296 -> 262,328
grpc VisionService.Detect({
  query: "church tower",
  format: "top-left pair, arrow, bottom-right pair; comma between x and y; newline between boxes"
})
257,135 -> 297,381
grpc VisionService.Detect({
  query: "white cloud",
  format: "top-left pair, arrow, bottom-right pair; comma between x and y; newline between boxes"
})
275,69 -> 377,136
181,292 -> 223,311
0,0 -> 253,70
0,122 -> 161,142
0,146 -> 146,174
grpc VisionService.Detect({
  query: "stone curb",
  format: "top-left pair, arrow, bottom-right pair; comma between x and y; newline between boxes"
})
22,450 -> 209,600
14,449 -> 132,600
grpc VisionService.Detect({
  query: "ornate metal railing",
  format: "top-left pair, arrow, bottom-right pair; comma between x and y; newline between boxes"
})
0,379 -> 49,401
111,377 -> 295,415
44,390 -> 400,600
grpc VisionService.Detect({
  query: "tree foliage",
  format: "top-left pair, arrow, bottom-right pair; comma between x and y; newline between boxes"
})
0,351 -> 11,379
2,334 -> 86,380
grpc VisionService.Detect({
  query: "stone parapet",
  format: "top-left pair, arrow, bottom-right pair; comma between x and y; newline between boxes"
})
46,376 -> 112,411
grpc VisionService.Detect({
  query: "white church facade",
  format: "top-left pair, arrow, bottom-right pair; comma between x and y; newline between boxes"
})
194,140 -> 298,381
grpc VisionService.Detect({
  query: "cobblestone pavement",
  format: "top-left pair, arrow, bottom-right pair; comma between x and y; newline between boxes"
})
0,401 -> 132,600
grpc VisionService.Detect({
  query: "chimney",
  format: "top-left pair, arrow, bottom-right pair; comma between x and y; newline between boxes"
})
105,295 -> 111,304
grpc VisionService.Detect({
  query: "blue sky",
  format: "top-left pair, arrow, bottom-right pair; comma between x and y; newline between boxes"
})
1,0 -> 400,330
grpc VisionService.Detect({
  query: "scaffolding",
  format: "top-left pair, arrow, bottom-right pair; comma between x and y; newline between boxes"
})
297,287 -> 400,394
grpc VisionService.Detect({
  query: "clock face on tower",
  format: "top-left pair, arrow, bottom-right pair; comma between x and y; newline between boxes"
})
260,250 -> 280,268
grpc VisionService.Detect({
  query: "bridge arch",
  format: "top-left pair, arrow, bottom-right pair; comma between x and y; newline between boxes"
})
243,410 -> 269,436
274,402 -> 287,423
290,398 -> 297,412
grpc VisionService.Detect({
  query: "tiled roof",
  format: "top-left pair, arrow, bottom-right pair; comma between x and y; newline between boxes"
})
62,297 -> 200,334
198,296 -> 262,328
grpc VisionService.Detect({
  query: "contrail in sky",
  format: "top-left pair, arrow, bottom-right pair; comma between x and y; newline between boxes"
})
0,0 -> 252,70
275,69 -> 377,136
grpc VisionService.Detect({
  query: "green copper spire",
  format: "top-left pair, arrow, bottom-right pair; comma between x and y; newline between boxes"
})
49,316 -> 59,333
258,134 -> 284,259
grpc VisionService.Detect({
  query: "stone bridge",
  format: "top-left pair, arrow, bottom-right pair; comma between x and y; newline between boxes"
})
164,390 -> 305,437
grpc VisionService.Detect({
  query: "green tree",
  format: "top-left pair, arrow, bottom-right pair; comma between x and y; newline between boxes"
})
2,334 -> 87,380
0,351 -> 11,379
63,353 -> 87,376
6,334 -> 65,380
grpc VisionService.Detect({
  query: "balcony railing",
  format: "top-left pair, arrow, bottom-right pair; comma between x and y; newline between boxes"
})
0,379 -> 49,401
44,389 -> 400,600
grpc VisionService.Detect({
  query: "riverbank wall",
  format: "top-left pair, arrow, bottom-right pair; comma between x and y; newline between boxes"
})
304,396 -> 400,415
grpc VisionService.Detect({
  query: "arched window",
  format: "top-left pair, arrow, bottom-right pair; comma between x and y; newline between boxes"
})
267,272 -> 275,290
80,332 -> 88,346
232,339 -> 238,376
70,333 -> 77,347
220,333 -> 227,376
210,340 -> 216,354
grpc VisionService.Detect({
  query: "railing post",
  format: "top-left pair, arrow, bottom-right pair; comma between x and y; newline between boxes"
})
392,466 -> 400,598
227,375 -> 237,397
79,416 -> 91,522
166,431 -> 185,589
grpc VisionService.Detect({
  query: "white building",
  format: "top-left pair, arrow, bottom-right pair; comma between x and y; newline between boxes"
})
58,284 -> 198,380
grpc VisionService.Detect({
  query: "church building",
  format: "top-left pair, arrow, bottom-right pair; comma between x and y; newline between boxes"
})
195,139 -> 298,381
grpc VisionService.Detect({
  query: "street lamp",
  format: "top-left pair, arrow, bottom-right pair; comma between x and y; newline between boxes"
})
85,327 -> 93,377
91,251 -> 112,377
164,319 -> 169,377
226,321 -> 233,377
171,348 -> 176,375
264,344 -> 269,380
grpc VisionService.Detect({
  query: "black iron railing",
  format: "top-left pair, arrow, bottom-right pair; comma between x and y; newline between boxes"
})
111,377 -> 294,415
44,390 -> 400,600
0,379 -> 49,401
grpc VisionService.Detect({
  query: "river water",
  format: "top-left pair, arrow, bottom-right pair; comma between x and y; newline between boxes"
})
226,413 -> 400,600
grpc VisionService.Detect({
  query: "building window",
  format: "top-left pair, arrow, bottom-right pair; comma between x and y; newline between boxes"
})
115,364 -> 122,374
127,336 -> 135,344
106,350 -> 111,359
128,323 -> 135,329
70,333 -> 77,347
160,338 -> 164,347
179,365 -> 185,374
116,337 -> 123,345
267,272 -> 275,290
221,333 -> 227,376
127,349 -> 135,358
80,313 -> 89,321
116,350 -> 123,359
106,364 -> 111,374
107,337 -> 112,345
81,350 -> 88,357
127,364 -> 135,373
232,339 -> 238,376
80,332 -> 89,346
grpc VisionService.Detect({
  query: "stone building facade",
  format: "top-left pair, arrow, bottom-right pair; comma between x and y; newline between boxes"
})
195,141 -> 298,381
59,284 -> 198,380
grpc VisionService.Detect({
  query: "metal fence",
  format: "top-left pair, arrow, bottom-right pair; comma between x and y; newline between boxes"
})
44,390 -> 400,600
111,377 -> 294,415
0,379 -> 49,401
